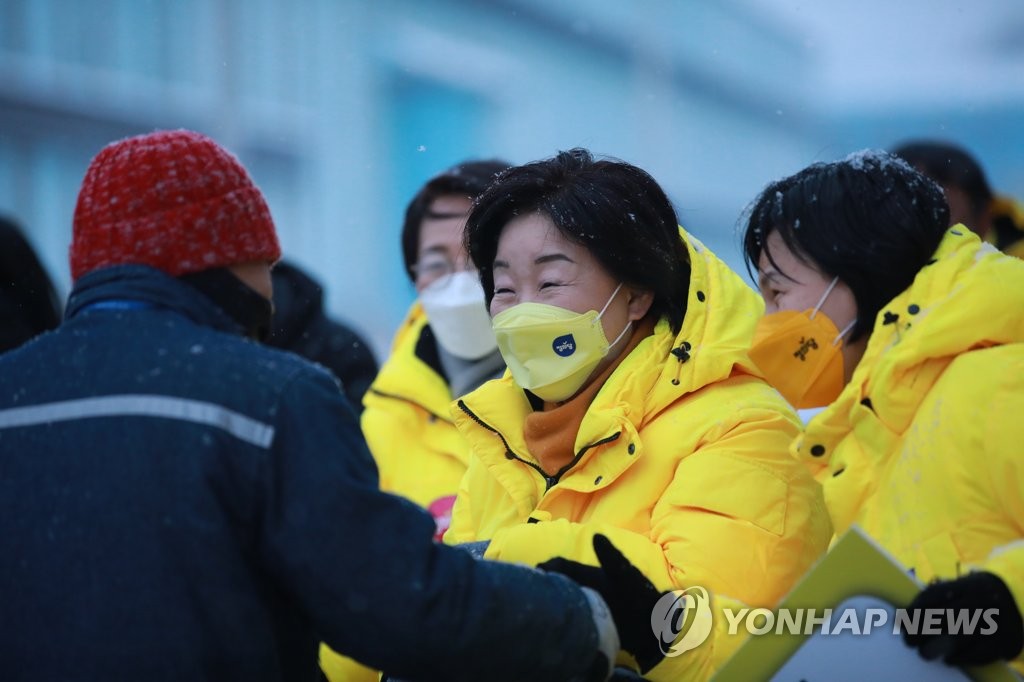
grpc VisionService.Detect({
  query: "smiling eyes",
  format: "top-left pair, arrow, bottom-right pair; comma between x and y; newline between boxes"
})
494,281 -> 564,296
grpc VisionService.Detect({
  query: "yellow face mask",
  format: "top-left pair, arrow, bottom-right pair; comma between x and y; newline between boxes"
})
748,277 -> 855,409
491,283 -> 630,402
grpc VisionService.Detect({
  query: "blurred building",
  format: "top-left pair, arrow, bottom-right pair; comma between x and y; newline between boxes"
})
1,0 -> 1020,355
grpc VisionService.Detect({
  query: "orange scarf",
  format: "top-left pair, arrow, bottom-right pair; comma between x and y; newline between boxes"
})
524,317 -> 655,477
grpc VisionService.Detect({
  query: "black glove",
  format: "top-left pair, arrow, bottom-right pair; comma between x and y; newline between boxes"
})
903,571 -> 1023,666
539,535 -> 670,673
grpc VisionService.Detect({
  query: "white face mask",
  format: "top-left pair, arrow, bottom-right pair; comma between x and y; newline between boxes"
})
419,271 -> 499,360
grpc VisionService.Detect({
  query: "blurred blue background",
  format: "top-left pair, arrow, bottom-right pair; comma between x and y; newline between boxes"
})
1,0 -> 1022,355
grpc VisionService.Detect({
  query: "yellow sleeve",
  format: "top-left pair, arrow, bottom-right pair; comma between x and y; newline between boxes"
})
485,518 -> 674,587
443,456 -> 479,545
488,522 -> 751,681
978,349 -> 1024,666
361,391 -> 467,508
357,303 -> 433,501
359,391 -> 405,495
651,406 -> 830,607
319,643 -> 380,682
642,592 -> 751,682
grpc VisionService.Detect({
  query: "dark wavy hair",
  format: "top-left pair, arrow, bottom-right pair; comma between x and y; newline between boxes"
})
400,159 -> 512,282
741,150 -> 950,341
465,148 -> 691,332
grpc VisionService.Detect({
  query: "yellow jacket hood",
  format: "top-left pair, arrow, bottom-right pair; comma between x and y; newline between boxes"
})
797,226 -> 1024,464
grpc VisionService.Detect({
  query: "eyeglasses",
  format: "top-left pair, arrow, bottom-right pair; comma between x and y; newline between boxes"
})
412,255 -> 477,284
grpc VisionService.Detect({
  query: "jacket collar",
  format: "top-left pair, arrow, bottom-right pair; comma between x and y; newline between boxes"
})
796,226 -> 1024,464
369,302 -> 458,421
267,261 -> 325,348
66,265 -> 243,336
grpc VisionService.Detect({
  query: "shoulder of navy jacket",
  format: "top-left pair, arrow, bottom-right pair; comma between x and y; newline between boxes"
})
66,264 -> 239,335
66,265 -> 161,315
79,299 -> 157,313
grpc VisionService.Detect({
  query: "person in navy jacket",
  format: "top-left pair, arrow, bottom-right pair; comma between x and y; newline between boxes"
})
0,130 -> 623,682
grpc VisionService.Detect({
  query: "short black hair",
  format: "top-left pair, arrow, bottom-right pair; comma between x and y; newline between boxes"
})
465,148 -> 691,332
401,159 -> 512,282
741,150 -> 949,341
891,140 -> 993,220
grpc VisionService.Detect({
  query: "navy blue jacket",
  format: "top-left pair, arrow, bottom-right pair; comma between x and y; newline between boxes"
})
0,266 -> 600,682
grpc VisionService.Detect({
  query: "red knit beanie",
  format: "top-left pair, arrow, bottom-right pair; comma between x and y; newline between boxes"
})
70,130 -> 281,281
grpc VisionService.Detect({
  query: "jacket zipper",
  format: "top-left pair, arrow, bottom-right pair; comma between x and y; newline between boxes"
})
369,387 -> 452,424
548,432 -> 621,490
457,400 -> 621,492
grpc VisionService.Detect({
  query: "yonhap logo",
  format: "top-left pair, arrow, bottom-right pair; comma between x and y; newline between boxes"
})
720,605 -> 1000,637
552,334 -> 576,357
651,586 -> 714,657
647,586 -> 1005,660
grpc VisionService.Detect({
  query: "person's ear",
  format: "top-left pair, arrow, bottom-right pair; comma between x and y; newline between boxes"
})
626,287 -> 654,321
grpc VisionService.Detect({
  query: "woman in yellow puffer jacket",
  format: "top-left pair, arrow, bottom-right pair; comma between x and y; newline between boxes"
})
743,149 -> 1024,672
444,148 -> 832,680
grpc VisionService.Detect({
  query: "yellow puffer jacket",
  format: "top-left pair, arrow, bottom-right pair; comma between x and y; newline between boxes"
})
446,231 -> 832,679
794,226 -> 1024,669
361,302 -> 472,509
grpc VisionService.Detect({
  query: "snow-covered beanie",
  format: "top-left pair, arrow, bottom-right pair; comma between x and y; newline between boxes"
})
70,130 -> 281,281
